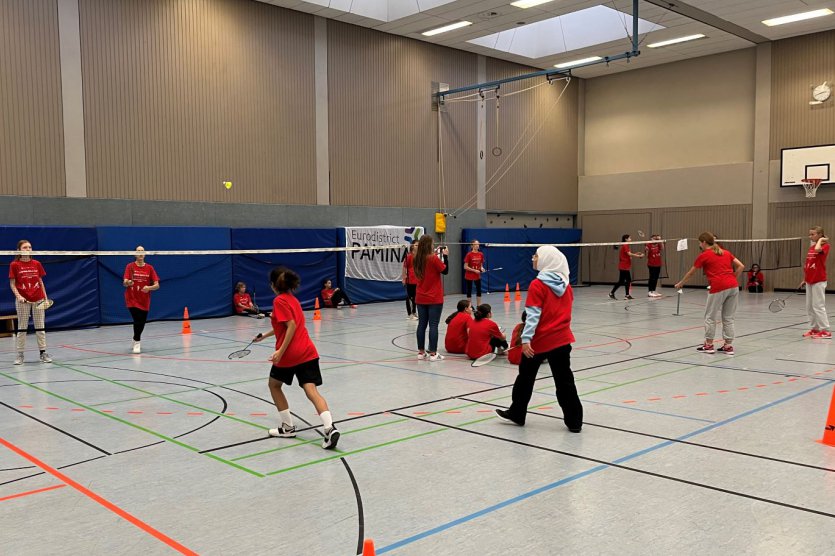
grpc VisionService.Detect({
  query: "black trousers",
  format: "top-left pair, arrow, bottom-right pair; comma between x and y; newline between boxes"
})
748,285 -> 763,293
405,284 -> 417,315
611,270 -> 632,295
465,279 -> 482,298
331,289 -> 353,307
490,336 -> 509,352
128,307 -> 148,341
507,344 -> 583,430
648,265 -> 661,292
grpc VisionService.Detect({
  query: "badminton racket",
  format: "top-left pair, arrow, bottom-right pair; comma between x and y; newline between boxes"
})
480,267 -> 503,273
768,288 -> 803,313
471,344 -> 521,367
28,298 -> 54,310
637,230 -> 646,238
228,333 -> 263,359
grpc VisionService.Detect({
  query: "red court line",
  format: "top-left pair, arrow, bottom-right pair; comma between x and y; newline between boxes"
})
0,484 -> 66,503
0,436 -> 198,555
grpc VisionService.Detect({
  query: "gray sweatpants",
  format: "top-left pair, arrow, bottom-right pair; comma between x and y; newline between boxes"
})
806,281 -> 829,331
704,287 -> 738,342
15,298 -> 47,352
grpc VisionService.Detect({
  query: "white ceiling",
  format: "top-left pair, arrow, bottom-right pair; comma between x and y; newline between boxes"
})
258,0 -> 835,78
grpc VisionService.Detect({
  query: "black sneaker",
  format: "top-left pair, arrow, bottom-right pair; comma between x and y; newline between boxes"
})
625,295 -> 634,300
494,409 -> 523,426
322,427 -> 340,450
568,426 -> 582,433
268,423 -> 296,438
608,293 -> 617,300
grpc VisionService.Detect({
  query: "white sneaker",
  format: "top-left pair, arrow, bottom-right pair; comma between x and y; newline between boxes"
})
268,423 -> 296,438
39,352 -> 52,363
322,427 -> 340,450
132,342 -> 141,354
411,314 -> 419,320
429,353 -> 444,362
406,315 -> 414,320
14,353 -> 23,365
417,352 -> 426,360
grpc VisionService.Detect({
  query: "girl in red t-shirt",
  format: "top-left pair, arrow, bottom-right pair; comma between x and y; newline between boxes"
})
466,304 -> 508,360
414,235 -> 448,361
402,240 -> 418,320
253,266 -> 340,450
444,299 -> 472,354
746,264 -> 764,293
675,232 -> 744,355
507,311 -> 526,366
319,279 -> 356,309
8,239 -> 51,365
495,246 -> 583,433
645,234 -> 664,297
463,240 -> 486,307
800,226 -> 830,339
233,282 -> 265,318
123,246 -> 160,354
610,234 -> 644,300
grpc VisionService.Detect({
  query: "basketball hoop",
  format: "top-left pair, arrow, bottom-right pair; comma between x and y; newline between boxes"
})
801,178 -> 823,198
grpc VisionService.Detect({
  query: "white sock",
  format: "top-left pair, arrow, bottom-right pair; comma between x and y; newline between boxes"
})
320,410 -> 333,430
279,409 -> 293,427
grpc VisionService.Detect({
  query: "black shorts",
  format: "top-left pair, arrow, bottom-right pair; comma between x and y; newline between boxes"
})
269,358 -> 322,386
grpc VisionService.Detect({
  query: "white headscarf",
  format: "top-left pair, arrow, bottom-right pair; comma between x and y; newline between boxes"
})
535,245 -> 569,282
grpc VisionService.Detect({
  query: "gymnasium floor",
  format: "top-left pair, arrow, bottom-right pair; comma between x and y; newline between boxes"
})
1,285 -> 833,555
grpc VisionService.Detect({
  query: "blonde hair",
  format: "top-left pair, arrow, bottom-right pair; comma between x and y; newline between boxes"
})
810,225 -> 825,237
698,232 -> 723,256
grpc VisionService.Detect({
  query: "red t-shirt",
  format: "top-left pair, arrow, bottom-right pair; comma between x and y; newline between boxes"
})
271,293 -> 318,368
124,262 -> 159,311
403,254 -> 417,285
618,244 -> 631,271
508,323 -> 524,365
746,272 -> 764,288
646,243 -> 663,267
9,259 -> 46,302
525,279 -> 575,353
234,292 -> 253,313
320,288 -> 336,307
464,251 -> 485,281
466,318 -> 502,360
805,243 -> 829,284
416,255 -> 446,305
444,311 -> 470,354
693,249 -> 738,294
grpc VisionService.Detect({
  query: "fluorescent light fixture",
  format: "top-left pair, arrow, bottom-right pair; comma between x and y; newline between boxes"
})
762,9 -> 833,27
422,21 -> 472,36
555,56 -> 602,68
647,33 -> 706,48
510,0 -> 556,8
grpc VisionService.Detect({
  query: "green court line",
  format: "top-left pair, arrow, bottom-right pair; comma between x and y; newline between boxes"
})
0,371 -> 263,477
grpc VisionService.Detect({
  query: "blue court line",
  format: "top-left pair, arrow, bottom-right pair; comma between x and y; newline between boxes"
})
585,399 -> 716,424
377,380 -> 830,554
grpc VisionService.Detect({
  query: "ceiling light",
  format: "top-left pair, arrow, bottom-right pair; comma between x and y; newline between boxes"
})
647,34 -> 706,48
762,9 -> 833,27
510,0 -> 556,8
422,21 -> 472,36
555,56 -> 602,69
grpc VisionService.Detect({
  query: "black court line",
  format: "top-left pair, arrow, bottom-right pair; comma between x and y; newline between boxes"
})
458,398 -> 835,473
392,412 -> 835,520
777,357 -> 835,367
643,357 -> 835,382
0,455 -> 107,487
0,400 -> 111,456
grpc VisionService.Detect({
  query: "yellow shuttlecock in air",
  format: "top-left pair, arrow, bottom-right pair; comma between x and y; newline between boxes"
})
223,181 -> 232,190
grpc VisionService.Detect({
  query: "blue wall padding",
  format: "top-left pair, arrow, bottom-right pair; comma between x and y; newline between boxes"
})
231,228 -> 338,311
97,227 -> 232,323
460,229 -> 582,291
0,226 -> 100,329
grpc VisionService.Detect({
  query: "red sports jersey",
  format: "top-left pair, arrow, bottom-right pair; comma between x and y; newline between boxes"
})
746,271 -> 764,288
320,288 -> 336,307
416,255 -> 446,305
234,292 -> 253,314
465,318 -> 502,360
124,262 -> 159,311
403,254 -> 417,285
9,259 -> 46,302
508,323 -> 524,365
618,244 -> 631,271
693,249 -> 738,294
464,251 -> 485,281
271,293 -> 318,368
444,311 -> 470,354
805,243 -> 829,284
646,243 -> 663,267
525,279 -> 575,353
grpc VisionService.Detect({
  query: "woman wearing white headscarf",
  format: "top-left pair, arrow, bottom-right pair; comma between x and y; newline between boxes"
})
495,246 -> 583,432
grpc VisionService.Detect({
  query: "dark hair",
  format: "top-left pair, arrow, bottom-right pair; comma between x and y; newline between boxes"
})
321,278 -> 333,288
520,310 -> 527,323
234,281 -> 245,293
14,239 -> 31,261
445,299 -> 472,324
414,235 -> 434,280
474,304 -> 492,321
750,264 -> 760,272
621,234 -> 630,242
270,266 -> 300,293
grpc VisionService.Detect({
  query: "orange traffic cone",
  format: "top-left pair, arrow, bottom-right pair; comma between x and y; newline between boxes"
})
181,307 -> 191,335
819,385 -> 835,447
362,539 -> 376,556
515,282 -> 522,301
313,298 -> 321,321
504,283 -> 510,303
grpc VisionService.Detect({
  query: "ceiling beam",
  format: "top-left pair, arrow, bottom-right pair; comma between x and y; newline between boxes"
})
643,0 -> 769,44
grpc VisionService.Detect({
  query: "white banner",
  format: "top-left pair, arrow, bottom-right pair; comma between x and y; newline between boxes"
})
345,226 -> 424,281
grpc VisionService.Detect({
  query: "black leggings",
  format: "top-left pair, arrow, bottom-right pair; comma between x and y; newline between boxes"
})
748,285 -> 763,293
330,289 -> 352,307
507,344 -> 582,430
465,279 -> 482,298
648,266 -> 661,292
611,270 -> 632,295
405,284 -> 416,315
129,307 -> 148,341
490,336 -> 509,352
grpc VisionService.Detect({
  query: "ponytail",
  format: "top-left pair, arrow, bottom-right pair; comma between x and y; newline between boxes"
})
474,304 -> 492,321
445,299 -> 471,324
698,232 -> 723,256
